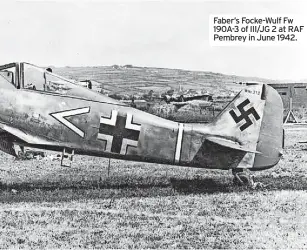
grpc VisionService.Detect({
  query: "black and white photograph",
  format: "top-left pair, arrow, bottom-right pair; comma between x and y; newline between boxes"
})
0,0 -> 307,248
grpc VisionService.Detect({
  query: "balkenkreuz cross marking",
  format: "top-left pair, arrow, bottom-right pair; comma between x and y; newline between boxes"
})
229,99 -> 260,131
98,111 -> 141,154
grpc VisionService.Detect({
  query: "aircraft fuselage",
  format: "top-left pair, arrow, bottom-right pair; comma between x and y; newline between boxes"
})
0,81 -> 283,171
0,89 -> 217,168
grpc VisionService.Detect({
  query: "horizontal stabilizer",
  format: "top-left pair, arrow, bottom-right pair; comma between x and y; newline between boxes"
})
206,136 -> 261,154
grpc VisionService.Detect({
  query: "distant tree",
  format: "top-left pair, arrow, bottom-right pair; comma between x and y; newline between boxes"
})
112,64 -> 120,69
167,89 -> 174,95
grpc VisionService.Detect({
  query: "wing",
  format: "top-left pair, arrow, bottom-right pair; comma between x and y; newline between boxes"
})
0,122 -> 60,146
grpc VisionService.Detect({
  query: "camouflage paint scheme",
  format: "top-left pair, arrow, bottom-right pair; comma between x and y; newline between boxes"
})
0,62 -> 283,171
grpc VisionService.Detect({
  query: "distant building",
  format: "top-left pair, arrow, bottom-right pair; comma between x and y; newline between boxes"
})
269,83 -> 307,109
133,100 -> 148,110
123,64 -> 133,68
122,99 -> 148,110
78,80 -> 92,89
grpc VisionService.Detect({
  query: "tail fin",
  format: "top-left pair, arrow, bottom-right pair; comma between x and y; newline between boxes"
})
209,83 -> 283,169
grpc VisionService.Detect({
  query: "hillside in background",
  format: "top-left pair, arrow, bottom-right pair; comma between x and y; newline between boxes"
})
53,65 -> 286,97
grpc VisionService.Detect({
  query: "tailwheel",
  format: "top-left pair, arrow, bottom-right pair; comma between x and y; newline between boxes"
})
232,169 -> 265,189
232,169 -> 255,187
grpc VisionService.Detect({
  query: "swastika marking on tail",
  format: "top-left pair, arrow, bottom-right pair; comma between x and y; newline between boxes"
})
229,99 -> 260,131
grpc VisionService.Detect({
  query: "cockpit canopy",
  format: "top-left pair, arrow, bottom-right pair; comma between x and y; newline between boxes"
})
0,62 -> 122,104
0,62 -> 76,93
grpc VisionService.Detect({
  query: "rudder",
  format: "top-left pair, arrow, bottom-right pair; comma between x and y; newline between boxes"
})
208,83 -> 283,169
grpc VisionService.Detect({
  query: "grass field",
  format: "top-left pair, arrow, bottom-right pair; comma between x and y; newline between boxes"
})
1,128 -> 307,248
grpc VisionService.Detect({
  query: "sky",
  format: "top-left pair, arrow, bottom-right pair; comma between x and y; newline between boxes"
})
0,0 -> 307,80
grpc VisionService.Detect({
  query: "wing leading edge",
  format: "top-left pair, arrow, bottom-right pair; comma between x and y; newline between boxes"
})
0,122 -> 59,146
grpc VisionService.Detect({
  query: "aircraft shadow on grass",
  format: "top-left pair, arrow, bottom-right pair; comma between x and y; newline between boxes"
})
1,175 -> 307,203
170,175 -> 307,194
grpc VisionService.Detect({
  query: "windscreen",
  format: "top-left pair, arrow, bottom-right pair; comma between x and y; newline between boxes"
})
0,64 -> 17,89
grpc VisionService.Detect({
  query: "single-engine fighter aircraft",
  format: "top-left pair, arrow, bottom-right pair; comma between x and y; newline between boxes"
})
0,62 -> 284,186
